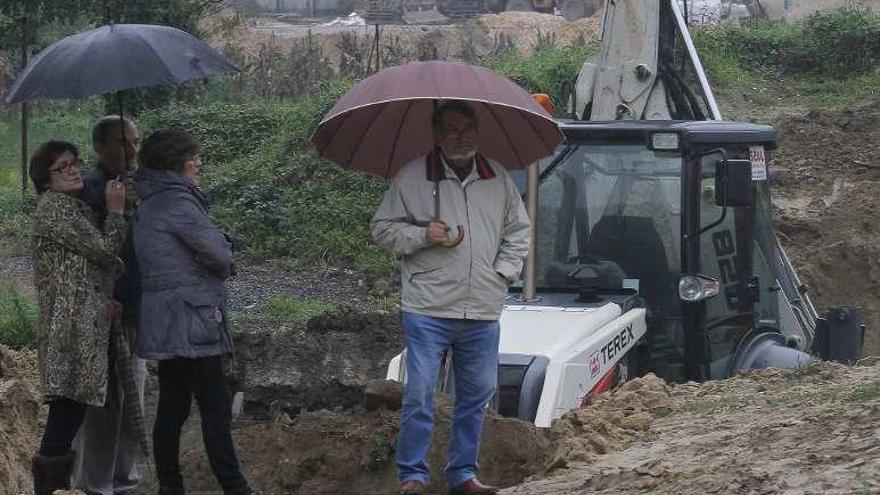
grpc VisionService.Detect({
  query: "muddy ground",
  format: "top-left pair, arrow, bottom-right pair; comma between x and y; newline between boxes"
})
772,98 -> 880,355
505,361 -> 880,495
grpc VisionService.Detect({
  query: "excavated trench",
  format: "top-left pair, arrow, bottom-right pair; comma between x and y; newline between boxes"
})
168,309 -> 553,494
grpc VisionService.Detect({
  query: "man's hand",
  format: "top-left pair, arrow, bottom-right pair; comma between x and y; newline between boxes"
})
122,176 -> 138,211
425,221 -> 450,246
105,180 -> 126,214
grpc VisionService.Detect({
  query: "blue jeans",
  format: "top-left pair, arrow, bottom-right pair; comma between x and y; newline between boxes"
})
396,312 -> 500,488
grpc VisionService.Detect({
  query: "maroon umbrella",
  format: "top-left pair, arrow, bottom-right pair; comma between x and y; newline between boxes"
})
311,60 -> 564,178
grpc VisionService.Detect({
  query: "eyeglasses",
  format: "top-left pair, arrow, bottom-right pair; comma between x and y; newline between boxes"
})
48,158 -> 83,174
187,156 -> 204,171
441,124 -> 478,138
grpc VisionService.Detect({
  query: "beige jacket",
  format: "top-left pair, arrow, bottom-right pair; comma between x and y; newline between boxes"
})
371,150 -> 530,320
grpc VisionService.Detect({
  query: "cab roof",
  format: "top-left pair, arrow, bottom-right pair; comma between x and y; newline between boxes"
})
558,120 -> 778,150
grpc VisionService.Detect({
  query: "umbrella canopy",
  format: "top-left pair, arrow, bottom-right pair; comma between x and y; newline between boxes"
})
311,61 -> 564,178
5,23 -> 238,104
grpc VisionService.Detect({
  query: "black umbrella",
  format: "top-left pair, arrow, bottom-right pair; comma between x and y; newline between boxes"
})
5,23 -> 238,104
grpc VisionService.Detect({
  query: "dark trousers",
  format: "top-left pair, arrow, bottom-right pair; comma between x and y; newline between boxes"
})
39,398 -> 88,457
154,356 -> 249,493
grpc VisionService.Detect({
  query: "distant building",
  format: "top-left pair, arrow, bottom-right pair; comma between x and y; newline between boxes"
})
760,0 -> 878,19
244,0 -> 355,16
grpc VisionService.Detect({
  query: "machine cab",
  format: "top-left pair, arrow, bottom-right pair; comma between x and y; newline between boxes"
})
522,120 -> 815,384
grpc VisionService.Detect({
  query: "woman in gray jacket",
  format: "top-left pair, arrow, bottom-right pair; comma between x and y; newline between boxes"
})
133,129 -> 257,495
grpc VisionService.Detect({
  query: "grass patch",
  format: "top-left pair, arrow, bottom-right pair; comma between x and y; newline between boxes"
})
235,295 -> 335,325
850,381 -> 880,403
0,194 -> 34,254
686,396 -> 750,414
0,282 -> 38,350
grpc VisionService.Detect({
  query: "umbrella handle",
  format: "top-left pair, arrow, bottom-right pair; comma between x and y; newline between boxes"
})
439,225 -> 465,248
433,182 -> 464,247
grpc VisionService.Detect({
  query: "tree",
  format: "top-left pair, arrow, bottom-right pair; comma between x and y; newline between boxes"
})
0,1 -> 95,197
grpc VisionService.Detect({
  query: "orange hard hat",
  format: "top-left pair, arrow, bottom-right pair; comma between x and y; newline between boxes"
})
531,93 -> 555,116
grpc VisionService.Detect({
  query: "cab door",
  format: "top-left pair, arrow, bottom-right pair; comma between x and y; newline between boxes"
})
682,146 -> 758,381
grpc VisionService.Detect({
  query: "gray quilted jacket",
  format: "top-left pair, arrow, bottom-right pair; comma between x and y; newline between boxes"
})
132,167 -> 233,360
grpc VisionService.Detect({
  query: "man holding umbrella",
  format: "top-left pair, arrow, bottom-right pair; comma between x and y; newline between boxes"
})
371,100 -> 530,495
72,115 -> 146,495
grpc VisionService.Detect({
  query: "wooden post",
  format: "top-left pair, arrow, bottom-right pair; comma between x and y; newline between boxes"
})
374,23 -> 380,72
19,14 -> 28,199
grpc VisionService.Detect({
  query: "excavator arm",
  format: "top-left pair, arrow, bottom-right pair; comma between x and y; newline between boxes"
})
570,0 -> 721,121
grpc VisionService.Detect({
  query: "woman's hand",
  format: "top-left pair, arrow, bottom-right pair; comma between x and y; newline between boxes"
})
105,180 -> 126,214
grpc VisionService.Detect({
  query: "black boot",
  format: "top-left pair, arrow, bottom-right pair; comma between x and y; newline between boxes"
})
31,451 -> 74,495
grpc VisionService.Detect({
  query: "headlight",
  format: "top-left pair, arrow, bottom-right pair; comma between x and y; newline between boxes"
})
679,274 -> 720,302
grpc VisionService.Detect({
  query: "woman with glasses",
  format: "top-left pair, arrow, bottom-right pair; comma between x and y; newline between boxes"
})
28,140 -> 127,495
133,129 -> 258,495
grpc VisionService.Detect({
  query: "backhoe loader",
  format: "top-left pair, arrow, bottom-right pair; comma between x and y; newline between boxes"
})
387,0 -> 866,427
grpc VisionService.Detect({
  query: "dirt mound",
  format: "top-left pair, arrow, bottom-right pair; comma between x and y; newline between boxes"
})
544,374 -> 672,471
232,308 -> 404,418
477,12 -> 599,47
0,345 -> 40,493
476,12 -> 598,47
504,361 -> 880,494
218,12 -> 600,76
772,98 -> 880,355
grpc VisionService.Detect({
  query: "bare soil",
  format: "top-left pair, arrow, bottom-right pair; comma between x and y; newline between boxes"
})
504,362 -> 880,495
160,389 -> 550,495
0,345 -> 41,493
208,11 -> 599,71
772,98 -> 880,356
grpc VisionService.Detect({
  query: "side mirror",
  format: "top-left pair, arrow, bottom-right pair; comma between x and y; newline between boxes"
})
715,158 -> 753,207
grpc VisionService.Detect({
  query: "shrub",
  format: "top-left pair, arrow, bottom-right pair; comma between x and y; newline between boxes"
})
483,43 -> 598,115
0,283 -> 38,349
694,7 -> 880,77
799,7 -> 879,74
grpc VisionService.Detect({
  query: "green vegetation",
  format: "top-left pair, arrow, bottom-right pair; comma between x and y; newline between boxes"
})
693,7 -> 880,115
485,42 -> 598,112
0,282 -> 38,349
235,295 -> 336,325
850,380 -> 880,403
1,8 -> 878,271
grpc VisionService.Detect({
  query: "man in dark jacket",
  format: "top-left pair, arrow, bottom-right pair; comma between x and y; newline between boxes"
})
73,115 -> 146,495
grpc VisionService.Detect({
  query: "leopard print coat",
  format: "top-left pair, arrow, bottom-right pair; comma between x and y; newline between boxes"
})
32,191 -> 126,406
